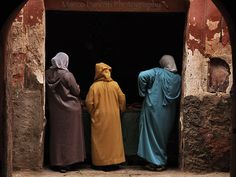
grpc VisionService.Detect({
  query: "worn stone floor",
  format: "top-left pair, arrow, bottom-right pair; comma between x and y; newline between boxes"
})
13,166 -> 229,177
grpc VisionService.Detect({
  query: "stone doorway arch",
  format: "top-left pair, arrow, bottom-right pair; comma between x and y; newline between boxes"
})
0,0 -> 235,177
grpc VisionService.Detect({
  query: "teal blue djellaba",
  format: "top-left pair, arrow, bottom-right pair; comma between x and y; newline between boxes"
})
137,67 -> 181,166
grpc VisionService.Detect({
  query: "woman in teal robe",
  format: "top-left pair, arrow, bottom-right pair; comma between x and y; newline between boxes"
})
137,55 -> 181,171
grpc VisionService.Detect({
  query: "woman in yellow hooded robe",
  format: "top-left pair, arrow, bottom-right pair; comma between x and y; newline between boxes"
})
85,62 -> 126,170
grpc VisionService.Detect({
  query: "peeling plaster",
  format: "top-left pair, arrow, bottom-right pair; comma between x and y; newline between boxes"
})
37,17 -> 42,23
189,34 -> 200,43
206,34 -> 232,60
39,130 -> 44,144
34,69 -> 43,84
7,1 -> 46,169
213,32 -> 221,39
25,23 -> 45,81
205,35 -> 233,93
14,9 -> 24,23
192,17 -> 197,26
184,46 -> 206,97
207,19 -> 219,31
10,22 -> 26,53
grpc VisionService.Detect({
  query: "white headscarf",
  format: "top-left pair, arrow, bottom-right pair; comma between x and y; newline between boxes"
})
50,52 -> 69,70
159,55 -> 177,72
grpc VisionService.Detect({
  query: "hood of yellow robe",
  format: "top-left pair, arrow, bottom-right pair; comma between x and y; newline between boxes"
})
94,62 -> 113,82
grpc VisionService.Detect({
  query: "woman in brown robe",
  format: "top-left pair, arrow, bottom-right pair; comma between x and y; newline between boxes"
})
46,52 -> 86,172
85,62 -> 126,171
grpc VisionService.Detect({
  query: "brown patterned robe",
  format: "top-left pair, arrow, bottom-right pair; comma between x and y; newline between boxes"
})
46,68 -> 86,166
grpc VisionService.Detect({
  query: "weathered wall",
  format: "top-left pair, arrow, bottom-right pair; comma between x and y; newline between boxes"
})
182,95 -> 231,171
181,0 -> 232,172
3,0 -> 232,172
5,0 -> 45,170
0,33 -> 5,177
1,25 -> 13,177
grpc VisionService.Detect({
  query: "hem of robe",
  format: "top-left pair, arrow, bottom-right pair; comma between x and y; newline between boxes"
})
92,157 -> 125,166
137,152 -> 166,166
50,157 -> 86,167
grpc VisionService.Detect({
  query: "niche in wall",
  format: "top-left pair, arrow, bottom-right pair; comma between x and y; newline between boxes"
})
208,57 -> 230,93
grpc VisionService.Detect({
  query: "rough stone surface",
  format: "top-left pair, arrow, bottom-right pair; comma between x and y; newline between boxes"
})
12,90 -> 44,170
181,0 -> 232,172
6,0 -> 45,170
182,95 -> 231,172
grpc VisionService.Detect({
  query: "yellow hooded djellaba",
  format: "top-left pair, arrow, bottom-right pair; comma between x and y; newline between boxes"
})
85,62 -> 126,166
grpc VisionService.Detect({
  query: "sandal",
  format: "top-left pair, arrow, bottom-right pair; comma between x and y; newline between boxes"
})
144,163 -> 157,171
59,166 -> 69,173
59,168 -> 67,173
155,165 -> 166,171
145,163 -> 166,171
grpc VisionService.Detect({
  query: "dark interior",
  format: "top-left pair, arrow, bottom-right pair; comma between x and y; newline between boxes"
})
45,11 -> 186,167
45,11 -> 185,104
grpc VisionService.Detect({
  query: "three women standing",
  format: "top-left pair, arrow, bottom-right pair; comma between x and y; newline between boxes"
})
46,53 -> 181,172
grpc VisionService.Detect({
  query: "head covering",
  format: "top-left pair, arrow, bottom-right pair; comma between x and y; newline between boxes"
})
159,55 -> 177,72
94,62 -> 112,82
50,52 -> 69,71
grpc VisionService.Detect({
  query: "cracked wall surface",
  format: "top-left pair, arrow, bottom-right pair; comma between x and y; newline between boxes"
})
4,0 -> 232,172
181,0 -> 232,172
182,95 -> 231,171
6,0 -> 45,170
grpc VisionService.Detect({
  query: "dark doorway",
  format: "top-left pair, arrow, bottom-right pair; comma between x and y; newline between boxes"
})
45,11 -> 185,102
45,11 -> 185,167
